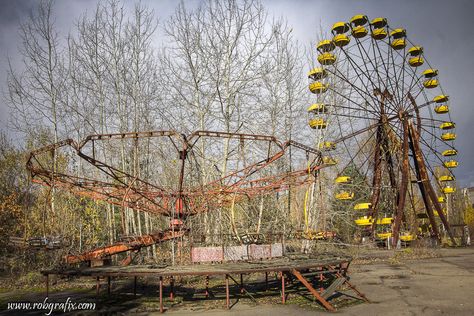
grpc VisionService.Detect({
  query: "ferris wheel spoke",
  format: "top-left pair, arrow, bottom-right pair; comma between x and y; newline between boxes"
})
339,130 -> 377,173
390,43 -> 411,112
327,66 -> 381,114
332,108 -> 375,174
336,48 -> 386,112
354,37 -> 401,115
371,38 -> 403,109
401,73 -> 425,108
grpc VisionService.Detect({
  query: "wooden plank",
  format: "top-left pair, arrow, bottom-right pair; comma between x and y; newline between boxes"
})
291,269 -> 335,311
321,277 -> 346,300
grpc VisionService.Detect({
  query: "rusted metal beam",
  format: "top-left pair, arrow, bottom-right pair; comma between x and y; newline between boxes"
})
65,229 -> 185,264
369,124 -> 383,236
392,118 -> 410,247
290,269 -> 335,311
408,122 -> 456,244
408,124 -> 441,242
188,130 -> 282,149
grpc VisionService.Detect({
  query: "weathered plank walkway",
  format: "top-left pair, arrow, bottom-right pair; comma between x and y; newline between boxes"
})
42,254 -> 368,312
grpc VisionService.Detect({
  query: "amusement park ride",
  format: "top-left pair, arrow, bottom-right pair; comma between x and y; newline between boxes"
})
307,15 -> 458,246
27,14 -> 459,267
27,131 -> 324,265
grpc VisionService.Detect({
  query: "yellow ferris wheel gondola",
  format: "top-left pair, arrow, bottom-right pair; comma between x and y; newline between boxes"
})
322,156 -> 338,165
400,233 -> 416,242
309,118 -> 327,129
443,186 -> 456,194
423,68 -> 438,78
409,56 -> 424,67
319,141 -> 336,151
442,149 -> 457,156
370,17 -> 387,29
352,25 -> 368,38
335,191 -> 354,200
317,52 -> 337,65
350,14 -> 368,26
333,34 -> 350,47
441,133 -> 456,141
309,82 -> 329,94
377,232 -> 392,239
390,28 -> 406,50
332,22 -> 350,34
433,95 -> 449,103
438,175 -> 455,182
371,28 -> 387,40
335,176 -> 351,184
408,46 -> 424,66
443,160 -> 458,168
354,216 -> 373,226
408,46 -> 423,56
317,40 -> 335,52
354,202 -> 372,210
440,122 -> 455,130
434,104 -> 449,114
307,68 -> 328,80
377,217 -> 393,225
307,103 -> 329,114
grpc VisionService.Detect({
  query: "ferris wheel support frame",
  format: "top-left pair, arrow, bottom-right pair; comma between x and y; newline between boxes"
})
408,121 -> 456,246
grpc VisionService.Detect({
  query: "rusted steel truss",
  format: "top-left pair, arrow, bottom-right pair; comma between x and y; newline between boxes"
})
65,229 -> 186,264
27,130 -> 323,218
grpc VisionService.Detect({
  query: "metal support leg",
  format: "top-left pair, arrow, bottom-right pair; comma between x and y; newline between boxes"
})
107,276 -> 111,296
319,268 -> 324,292
170,276 -> 174,301
159,276 -> 163,313
240,274 -> 244,294
225,274 -> 230,309
45,274 -> 49,297
265,272 -> 268,291
96,277 -> 100,297
205,275 -> 209,298
134,276 -> 137,296
281,272 -> 286,304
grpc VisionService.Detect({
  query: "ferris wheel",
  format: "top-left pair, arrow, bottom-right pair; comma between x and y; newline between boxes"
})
307,14 -> 458,245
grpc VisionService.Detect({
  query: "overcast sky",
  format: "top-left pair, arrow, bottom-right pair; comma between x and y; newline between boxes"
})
0,0 -> 473,187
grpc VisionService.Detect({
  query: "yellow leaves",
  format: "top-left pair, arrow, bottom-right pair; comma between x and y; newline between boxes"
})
0,192 -> 25,238
465,205 -> 474,228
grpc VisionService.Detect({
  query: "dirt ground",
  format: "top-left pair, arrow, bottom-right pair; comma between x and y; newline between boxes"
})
1,246 -> 474,315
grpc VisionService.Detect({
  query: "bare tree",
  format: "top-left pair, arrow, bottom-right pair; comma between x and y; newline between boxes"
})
7,0 -> 66,225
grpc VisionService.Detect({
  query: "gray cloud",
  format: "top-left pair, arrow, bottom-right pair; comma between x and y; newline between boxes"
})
1,0 -> 473,187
